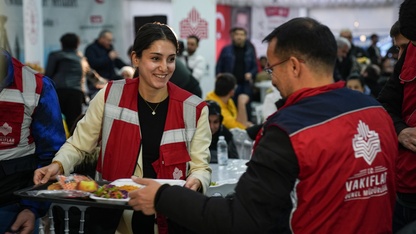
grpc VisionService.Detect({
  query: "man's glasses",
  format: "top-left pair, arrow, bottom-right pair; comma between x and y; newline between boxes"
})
264,57 -> 305,75
264,58 -> 290,75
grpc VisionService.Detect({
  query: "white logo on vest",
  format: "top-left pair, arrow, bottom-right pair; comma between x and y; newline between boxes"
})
172,167 -> 183,180
0,122 -> 14,145
0,122 -> 12,136
352,120 -> 381,165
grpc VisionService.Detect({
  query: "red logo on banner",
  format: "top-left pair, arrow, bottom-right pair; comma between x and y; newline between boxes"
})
90,15 -> 103,23
95,0 -> 104,4
264,7 -> 290,17
179,8 -> 208,39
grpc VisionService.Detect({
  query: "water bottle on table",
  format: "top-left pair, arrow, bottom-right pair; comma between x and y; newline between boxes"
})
217,136 -> 228,165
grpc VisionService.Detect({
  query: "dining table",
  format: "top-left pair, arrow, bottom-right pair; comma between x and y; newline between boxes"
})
207,159 -> 249,197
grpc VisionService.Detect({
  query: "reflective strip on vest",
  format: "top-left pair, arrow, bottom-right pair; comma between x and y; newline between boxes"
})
99,80 -> 141,180
0,65 -> 39,160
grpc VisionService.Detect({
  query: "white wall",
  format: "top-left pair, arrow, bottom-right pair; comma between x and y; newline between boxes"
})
121,1 -> 173,63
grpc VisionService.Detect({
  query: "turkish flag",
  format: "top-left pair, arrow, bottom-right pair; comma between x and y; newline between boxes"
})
216,5 -> 232,61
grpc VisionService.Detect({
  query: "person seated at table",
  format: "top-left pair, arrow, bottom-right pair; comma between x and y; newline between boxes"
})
206,73 -> 253,130
205,100 -> 239,162
33,22 -> 211,234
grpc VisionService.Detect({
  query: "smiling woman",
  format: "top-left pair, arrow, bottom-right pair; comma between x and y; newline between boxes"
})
33,22 -> 212,234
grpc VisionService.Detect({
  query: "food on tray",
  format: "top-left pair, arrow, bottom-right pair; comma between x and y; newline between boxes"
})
47,182 -> 63,190
78,180 -> 99,192
117,185 -> 140,192
47,174 -> 99,192
93,184 -> 140,199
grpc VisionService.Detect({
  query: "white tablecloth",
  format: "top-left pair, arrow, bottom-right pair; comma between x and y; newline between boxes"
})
209,159 -> 249,184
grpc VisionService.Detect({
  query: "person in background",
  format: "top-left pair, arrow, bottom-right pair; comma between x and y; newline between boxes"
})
181,35 -> 206,83
45,33 -> 85,129
84,30 -> 126,97
205,100 -> 239,162
261,85 -> 281,120
119,65 -> 135,79
367,33 -> 382,66
216,27 -> 258,122
170,40 -> 202,97
377,0 -> 416,232
334,36 -> 351,81
127,17 -> 398,234
345,73 -> 365,93
390,20 -> 410,60
206,73 -> 253,130
33,22 -> 211,234
0,48 -> 66,234
340,28 -> 368,59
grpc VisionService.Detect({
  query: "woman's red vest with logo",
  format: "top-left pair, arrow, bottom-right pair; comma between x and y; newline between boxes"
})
97,78 -> 205,181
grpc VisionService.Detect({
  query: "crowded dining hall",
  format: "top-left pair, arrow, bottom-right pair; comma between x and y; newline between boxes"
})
0,0 -> 415,233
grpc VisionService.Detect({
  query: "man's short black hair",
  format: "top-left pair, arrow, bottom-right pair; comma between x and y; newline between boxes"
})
263,17 -> 337,72
60,33 -> 79,50
214,73 -> 236,97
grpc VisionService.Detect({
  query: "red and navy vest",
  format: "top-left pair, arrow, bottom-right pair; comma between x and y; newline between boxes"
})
259,82 -> 397,233
0,57 -> 43,160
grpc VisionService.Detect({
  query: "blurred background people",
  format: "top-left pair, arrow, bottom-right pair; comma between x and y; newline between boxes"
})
84,30 -> 127,97
345,73 -> 366,93
120,65 -> 135,79
216,27 -> 258,122
206,73 -> 253,130
180,35 -> 207,83
45,33 -> 85,129
367,33 -> 382,66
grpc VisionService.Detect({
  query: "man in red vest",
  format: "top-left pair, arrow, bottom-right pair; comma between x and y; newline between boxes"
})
377,0 -> 416,232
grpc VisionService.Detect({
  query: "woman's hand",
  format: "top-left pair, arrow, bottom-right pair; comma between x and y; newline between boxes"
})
33,162 -> 61,184
184,176 -> 201,191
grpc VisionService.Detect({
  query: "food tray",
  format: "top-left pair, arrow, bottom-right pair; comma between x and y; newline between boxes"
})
14,181 -> 132,210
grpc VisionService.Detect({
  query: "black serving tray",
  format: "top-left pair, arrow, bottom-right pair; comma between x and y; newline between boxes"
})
14,181 -> 132,210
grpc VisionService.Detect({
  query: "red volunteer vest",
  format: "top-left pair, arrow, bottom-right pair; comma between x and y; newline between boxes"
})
397,44 -> 416,193
0,57 -> 43,160
97,78 -> 205,181
261,82 -> 397,233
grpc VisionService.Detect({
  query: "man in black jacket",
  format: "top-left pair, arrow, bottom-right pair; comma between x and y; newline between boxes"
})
84,30 -> 126,96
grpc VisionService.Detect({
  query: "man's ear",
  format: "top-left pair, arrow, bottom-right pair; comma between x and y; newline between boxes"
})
289,56 -> 302,78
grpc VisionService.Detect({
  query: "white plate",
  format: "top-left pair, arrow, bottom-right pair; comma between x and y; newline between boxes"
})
89,194 -> 129,205
90,178 -> 186,205
154,179 -> 186,186
111,178 -> 186,187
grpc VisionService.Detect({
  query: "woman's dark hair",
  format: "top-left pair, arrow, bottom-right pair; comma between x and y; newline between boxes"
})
132,22 -> 178,59
263,17 -> 337,72
214,73 -> 236,96
205,100 -> 223,122
60,33 -> 79,50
